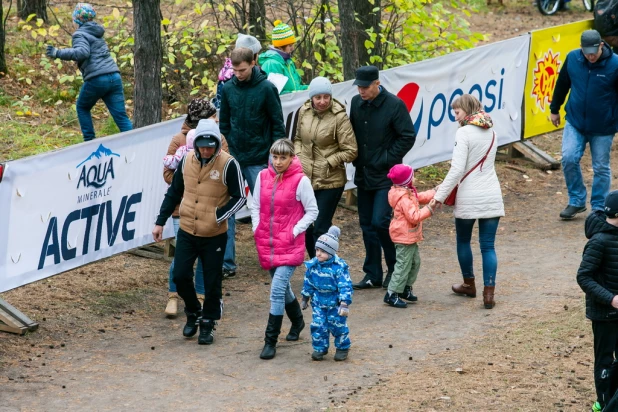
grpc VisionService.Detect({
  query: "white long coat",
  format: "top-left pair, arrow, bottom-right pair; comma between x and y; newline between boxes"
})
434,125 -> 505,219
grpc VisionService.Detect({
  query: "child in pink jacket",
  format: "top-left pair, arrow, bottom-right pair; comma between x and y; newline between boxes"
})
384,164 -> 435,308
163,129 -> 196,170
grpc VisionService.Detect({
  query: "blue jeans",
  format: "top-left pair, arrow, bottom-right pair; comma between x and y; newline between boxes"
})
222,164 -> 267,271
357,187 -> 396,283
562,121 -> 614,211
455,217 -> 500,287
168,218 -> 205,295
76,72 -> 132,141
268,266 -> 296,316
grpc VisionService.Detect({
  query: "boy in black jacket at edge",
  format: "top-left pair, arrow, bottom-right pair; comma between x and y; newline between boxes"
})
577,190 -> 618,412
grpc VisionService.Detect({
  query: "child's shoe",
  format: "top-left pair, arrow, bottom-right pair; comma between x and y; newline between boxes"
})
591,401 -> 602,412
198,319 -> 216,345
384,291 -> 407,308
334,349 -> 349,361
183,310 -> 200,337
312,350 -> 328,361
400,286 -> 418,302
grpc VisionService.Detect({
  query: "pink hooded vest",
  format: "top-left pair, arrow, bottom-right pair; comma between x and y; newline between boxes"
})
255,157 -> 306,270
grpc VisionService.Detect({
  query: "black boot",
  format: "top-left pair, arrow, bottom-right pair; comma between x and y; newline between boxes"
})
260,314 -> 283,360
334,348 -> 349,361
197,319 -> 216,345
182,309 -> 200,337
285,300 -> 305,341
400,285 -> 418,302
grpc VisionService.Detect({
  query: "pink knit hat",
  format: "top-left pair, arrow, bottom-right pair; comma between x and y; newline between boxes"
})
186,129 -> 197,149
387,164 -> 414,187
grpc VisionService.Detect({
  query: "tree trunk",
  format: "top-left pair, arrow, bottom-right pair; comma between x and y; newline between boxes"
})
0,0 -> 7,76
133,0 -> 162,128
355,0 -> 381,69
249,0 -> 265,43
337,0 -> 357,80
18,0 -> 47,22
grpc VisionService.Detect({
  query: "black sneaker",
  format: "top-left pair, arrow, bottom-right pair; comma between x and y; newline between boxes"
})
311,350 -> 328,361
384,291 -> 407,308
223,268 -> 236,278
382,271 -> 393,289
353,276 -> 381,290
400,286 -> 418,302
334,349 -> 349,361
560,205 -> 586,220
198,319 -> 216,345
183,310 -> 200,337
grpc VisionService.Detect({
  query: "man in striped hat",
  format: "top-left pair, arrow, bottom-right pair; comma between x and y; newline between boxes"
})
258,20 -> 308,94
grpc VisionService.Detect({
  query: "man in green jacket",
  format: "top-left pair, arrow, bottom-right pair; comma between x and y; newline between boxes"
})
258,20 -> 308,95
219,47 -> 286,192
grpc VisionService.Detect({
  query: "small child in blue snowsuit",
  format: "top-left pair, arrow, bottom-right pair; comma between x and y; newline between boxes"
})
301,226 -> 353,361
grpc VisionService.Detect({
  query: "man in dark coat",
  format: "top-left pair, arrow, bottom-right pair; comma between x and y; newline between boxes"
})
219,47 -> 286,193
577,191 -> 618,411
46,3 -> 132,141
550,30 -> 618,220
349,66 -> 416,289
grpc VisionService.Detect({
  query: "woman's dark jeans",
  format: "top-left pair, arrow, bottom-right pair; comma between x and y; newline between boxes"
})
455,217 -> 500,287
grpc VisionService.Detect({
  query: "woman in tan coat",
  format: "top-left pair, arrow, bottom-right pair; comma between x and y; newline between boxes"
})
294,77 -> 358,257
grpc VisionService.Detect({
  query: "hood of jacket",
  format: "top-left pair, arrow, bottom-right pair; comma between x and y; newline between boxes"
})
231,66 -> 267,88
258,49 -> 287,66
193,128 -> 223,164
585,210 -> 618,239
388,186 -> 411,208
77,21 -> 105,38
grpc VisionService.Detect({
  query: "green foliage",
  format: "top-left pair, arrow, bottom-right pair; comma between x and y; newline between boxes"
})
368,0 -> 485,69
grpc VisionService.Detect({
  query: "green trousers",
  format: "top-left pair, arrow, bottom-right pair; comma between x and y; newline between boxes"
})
388,243 -> 420,294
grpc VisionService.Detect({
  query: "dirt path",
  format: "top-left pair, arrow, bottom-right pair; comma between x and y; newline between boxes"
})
0,4 -> 609,411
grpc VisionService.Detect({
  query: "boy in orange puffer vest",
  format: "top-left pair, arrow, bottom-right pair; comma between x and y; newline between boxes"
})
384,164 -> 435,308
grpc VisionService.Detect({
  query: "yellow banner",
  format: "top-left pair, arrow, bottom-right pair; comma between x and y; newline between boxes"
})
523,19 -> 594,139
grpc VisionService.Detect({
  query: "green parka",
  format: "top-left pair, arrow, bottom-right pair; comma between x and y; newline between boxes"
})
258,49 -> 308,94
293,99 -> 358,190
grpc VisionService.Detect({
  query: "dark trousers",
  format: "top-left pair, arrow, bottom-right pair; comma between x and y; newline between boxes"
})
306,187 -> 345,258
173,229 -> 227,320
592,321 -> 618,407
357,186 -> 396,283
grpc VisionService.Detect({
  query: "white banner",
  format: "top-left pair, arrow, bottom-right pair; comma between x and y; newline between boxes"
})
0,35 -> 530,293
0,120 -> 184,293
279,35 -> 530,170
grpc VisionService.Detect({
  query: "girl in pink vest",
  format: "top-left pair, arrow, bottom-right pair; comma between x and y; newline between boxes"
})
251,139 -> 318,360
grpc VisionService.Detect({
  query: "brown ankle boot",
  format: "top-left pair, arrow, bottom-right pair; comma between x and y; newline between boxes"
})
452,277 -> 476,297
483,286 -> 495,309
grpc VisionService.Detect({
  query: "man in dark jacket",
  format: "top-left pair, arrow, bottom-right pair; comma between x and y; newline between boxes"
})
46,3 -> 132,142
219,47 -> 286,193
349,66 -> 416,289
577,191 -> 618,412
550,30 -> 618,220
153,119 -> 246,346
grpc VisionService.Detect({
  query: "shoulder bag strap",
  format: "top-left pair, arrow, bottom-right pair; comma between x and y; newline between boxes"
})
459,131 -> 496,184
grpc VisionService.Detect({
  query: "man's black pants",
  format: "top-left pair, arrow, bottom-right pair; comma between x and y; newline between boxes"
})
173,228 -> 227,320
592,320 -> 618,407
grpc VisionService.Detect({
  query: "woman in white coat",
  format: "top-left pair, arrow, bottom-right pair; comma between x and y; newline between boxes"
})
431,94 -> 504,309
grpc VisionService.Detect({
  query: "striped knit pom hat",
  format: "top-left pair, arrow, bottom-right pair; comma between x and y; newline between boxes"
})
272,20 -> 296,47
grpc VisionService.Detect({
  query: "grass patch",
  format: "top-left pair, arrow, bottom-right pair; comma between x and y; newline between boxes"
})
89,288 -> 159,316
416,162 -> 450,184
0,120 -> 82,161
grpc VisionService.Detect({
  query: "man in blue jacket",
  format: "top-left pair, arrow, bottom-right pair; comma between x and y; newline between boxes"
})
550,30 -> 618,220
46,3 -> 132,142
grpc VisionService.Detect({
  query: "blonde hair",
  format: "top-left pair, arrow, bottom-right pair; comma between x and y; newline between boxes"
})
270,138 -> 295,156
451,94 -> 483,115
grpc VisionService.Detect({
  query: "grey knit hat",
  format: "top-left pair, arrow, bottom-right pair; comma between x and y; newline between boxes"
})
309,76 -> 332,99
236,33 -> 262,55
315,226 -> 340,257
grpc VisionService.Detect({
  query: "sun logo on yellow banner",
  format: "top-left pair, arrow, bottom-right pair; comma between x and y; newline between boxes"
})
531,50 -> 562,111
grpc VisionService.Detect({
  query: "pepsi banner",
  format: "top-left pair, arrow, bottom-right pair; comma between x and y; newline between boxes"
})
0,119 -> 184,293
279,35 -> 530,169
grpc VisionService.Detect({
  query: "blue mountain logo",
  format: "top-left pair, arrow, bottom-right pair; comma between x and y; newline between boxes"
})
76,144 -> 120,168
76,144 -> 120,190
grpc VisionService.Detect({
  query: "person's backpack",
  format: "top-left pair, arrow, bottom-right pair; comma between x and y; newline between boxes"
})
595,0 -> 618,37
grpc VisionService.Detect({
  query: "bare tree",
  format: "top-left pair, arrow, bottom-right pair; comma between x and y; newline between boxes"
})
249,0 -> 266,42
0,0 -> 11,76
17,0 -> 47,22
133,0 -> 162,128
